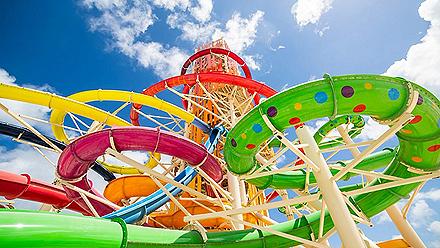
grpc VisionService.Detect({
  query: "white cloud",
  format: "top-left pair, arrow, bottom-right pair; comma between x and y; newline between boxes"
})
243,55 -> 261,71
356,117 -> 390,141
212,11 -> 264,53
409,199 -> 436,227
0,68 -> 16,84
84,0 -> 264,76
315,25 -> 330,37
171,10 -> 265,71
0,145 -> 58,184
416,188 -> 440,201
385,0 -> 440,98
85,0 -> 189,78
190,0 -> 213,23
429,221 -> 440,235
0,68 -> 53,134
291,0 -> 333,27
152,0 -> 190,10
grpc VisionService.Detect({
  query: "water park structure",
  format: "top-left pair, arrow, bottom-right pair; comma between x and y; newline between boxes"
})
0,39 -> 439,248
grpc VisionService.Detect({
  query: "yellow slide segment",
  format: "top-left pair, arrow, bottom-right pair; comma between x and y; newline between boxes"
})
0,83 -> 130,143
0,84 -> 195,175
98,152 -> 161,175
49,89 -> 195,143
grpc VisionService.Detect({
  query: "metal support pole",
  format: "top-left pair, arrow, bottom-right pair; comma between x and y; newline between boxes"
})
386,204 -> 426,248
336,125 -> 426,248
296,125 -> 367,248
227,171 -> 244,229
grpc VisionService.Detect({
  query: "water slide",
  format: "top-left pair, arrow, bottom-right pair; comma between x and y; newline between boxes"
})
0,121 -> 115,181
57,127 -> 223,221
0,170 -> 89,215
130,72 -> 277,125
1,75 -> 438,247
0,83 -> 226,224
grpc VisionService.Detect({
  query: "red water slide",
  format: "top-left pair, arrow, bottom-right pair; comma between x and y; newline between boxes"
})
0,170 -> 90,215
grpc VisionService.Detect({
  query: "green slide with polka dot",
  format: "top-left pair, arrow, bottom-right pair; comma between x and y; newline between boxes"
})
222,74 -> 439,245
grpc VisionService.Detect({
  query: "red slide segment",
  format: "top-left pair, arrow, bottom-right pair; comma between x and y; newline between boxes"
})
180,48 -> 252,78
130,73 -> 277,126
0,170 -> 90,215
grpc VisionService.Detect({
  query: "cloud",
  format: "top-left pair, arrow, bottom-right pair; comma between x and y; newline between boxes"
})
0,144 -> 59,183
356,117 -> 390,141
409,199 -> 436,227
0,68 -> 54,134
315,25 -> 330,37
212,11 -> 264,53
0,68 -> 16,84
291,0 -> 333,27
151,0 -> 191,10
84,0 -> 188,78
190,0 -> 213,23
171,10 -> 265,71
429,221 -> 440,235
84,0 -> 264,76
416,188 -> 440,201
385,0 -> 440,97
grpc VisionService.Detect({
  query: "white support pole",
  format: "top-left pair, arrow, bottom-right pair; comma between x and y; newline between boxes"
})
386,206 -> 426,248
336,125 -> 426,248
227,171 -> 244,229
296,124 -> 367,248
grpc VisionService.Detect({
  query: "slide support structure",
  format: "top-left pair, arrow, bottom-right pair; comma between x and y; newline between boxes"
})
296,124 -> 367,248
336,123 -> 426,248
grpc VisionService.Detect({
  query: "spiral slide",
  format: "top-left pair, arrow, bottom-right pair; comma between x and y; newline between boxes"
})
0,121 -> 115,181
1,74 -> 438,247
56,127 -> 222,220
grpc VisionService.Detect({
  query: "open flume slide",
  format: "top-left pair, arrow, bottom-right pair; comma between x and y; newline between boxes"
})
0,170 -> 89,215
0,121 -> 115,181
1,75 -> 438,247
56,127 -> 223,220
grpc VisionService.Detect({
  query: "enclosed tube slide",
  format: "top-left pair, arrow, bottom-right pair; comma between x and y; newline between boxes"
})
130,73 -> 277,125
0,121 -> 115,181
1,75 -> 438,248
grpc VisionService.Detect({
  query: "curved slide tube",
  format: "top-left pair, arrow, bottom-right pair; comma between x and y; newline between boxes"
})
56,127 -> 222,218
50,89 -> 210,142
1,75 -> 438,248
0,83 -> 130,143
0,121 -> 115,181
130,73 -> 277,125
314,115 -> 365,149
98,125 -> 225,223
49,89 -> 210,174
102,125 -> 226,225
224,75 -> 439,243
0,170 -> 89,215
181,48 -> 252,78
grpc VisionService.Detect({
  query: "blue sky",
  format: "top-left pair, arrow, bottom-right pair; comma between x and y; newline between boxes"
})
1,0 -> 439,247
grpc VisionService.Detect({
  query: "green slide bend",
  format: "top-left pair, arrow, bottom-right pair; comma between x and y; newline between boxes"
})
1,75 -> 439,247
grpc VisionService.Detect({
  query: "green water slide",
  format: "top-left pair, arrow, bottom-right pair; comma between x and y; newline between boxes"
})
1,75 -> 439,247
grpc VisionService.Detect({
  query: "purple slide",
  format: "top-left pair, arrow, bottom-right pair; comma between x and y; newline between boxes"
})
56,127 -> 222,216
